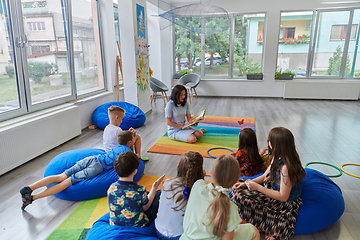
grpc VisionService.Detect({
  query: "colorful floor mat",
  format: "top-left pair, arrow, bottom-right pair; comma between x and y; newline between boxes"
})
46,175 -> 168,240
148,116 -> 256,158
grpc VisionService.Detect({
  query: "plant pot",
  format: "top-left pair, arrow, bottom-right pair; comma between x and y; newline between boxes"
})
279,74 -> 294,80
247,74 -> 263,80
174,73 -> 182,79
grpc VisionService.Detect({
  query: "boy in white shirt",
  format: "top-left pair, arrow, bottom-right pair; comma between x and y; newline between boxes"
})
103,106 -> 146,160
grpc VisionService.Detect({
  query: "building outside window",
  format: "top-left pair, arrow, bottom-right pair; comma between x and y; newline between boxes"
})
0,0 -> 106,121
27,21 -> 45,31
330,24 -> 357,40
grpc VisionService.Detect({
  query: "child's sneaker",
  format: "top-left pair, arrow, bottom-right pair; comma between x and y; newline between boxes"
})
20,186 -> 33,210
140,157 -> 149,162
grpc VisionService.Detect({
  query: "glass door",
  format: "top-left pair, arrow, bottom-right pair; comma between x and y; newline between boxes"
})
19,0 -> 74,110
0,0 -> 27,119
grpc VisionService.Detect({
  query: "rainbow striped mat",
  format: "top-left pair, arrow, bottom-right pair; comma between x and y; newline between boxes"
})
47,175 -> 211,240
148,116 -> 256,158
46,175 -> 168,240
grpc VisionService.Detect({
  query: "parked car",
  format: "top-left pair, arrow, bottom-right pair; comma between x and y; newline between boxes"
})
213,57 -> 223,65
286,68 -> 306,77
194,58 -> 201,66
195,57 -> 222,66
180,59 -> 188,67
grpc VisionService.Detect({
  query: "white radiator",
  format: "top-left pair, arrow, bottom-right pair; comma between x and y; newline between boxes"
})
284,80 -> 360,100
0,105 -> 81,176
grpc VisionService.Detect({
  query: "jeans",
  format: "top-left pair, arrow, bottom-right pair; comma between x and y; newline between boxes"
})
64,156 -> 103,185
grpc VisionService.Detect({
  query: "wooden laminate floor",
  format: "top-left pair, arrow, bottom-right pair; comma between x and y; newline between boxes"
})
0,96 -> 360,240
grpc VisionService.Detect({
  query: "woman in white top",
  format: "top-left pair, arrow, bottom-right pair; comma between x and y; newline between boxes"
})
165,85 -> 205,143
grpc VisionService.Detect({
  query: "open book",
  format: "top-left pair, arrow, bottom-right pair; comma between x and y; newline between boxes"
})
182,109 -> 206,129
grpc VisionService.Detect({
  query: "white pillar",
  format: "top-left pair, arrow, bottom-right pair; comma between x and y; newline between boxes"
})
119,0 -> 151,113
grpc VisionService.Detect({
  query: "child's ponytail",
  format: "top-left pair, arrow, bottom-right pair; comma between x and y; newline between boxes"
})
206,155 -> 240,237
165,151 -> 204,211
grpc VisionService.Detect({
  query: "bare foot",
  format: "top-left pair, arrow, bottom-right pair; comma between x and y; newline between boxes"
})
200,128 -> 206,133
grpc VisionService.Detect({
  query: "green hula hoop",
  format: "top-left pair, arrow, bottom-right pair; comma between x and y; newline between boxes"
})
305,162 -> 342,177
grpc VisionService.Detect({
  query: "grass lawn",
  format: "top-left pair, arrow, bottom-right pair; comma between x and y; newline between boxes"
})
0,73 -> 99,104
191,63 -> 229,76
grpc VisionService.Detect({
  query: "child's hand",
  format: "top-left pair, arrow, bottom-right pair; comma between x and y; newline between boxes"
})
152,174 -> 165,190
260,148 -> 267,156
245,180 -> 259,191
129,127 -> 137,135
192,122 -> 199,127
233,181 -> 247,189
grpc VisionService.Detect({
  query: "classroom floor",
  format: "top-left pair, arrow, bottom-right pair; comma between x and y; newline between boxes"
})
0,96 -> 359,240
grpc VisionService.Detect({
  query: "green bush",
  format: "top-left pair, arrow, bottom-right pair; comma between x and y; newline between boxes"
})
178,68 -> 192,75
233,55 -> 261,76
327,46 -> 350,76
28,61 -> 57,83
5,65 -> 14,78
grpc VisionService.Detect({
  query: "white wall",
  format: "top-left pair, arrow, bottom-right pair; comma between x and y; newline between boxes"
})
119,0 -> 152,113
146,0 -> 360,99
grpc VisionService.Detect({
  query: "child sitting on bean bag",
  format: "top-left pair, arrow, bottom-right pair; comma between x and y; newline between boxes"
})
20,131 -> 135,210
108,151 -> 164,227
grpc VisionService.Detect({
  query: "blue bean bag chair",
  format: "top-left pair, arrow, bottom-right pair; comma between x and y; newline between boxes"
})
92,101 -> 146,130
44,148 -> 145,201
238,169 -> 344,235
293,168 -> 344,234
85,213 -> 159,240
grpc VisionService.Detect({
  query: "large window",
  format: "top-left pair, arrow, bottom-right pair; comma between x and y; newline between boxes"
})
234,13 -> 265,77
174,12 -> 265,79
311,10 -> 351,77
204,17 -> 230,77
276,9 -> 360,79
0,0 -> 106,121
174,17 -> 201,74
277,11 -> 312,78
113,2 -> 123,87
346,9 -> 360,77
72,0 -> 105,96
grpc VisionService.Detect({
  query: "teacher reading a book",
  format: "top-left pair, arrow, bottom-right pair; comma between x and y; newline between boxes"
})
165,85 -> 205,143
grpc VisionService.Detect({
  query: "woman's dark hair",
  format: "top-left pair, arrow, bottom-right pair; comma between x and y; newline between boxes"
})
170,85 -> 187,107
267,127 -> 306,185
238,128 -> 262,169
164,151 -> 204,211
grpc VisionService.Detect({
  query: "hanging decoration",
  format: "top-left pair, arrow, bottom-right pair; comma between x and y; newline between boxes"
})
135,3 -> 149,92
156,0 -> 230,35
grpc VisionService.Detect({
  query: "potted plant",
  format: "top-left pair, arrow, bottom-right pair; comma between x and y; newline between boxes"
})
275,68 -> 296,80
174,68 -> 192,79
246,72 -> 263,80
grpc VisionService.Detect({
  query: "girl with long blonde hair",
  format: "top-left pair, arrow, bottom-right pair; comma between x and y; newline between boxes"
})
180,155 -> 259,240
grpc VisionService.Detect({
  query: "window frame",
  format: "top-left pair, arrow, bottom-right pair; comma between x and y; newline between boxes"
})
0,0 -> 107,122
309,8 -> 355,79
174,11 -> 266,80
